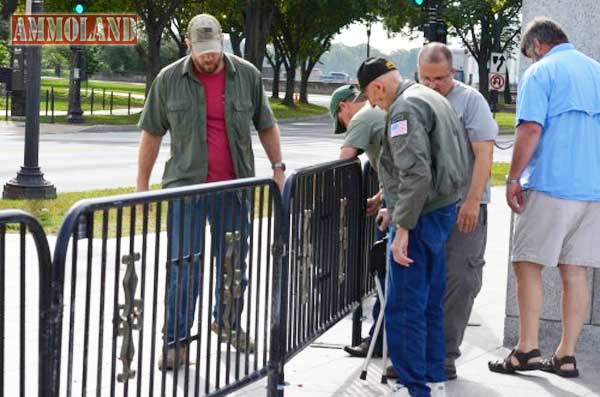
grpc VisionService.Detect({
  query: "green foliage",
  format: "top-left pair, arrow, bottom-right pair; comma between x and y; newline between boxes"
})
0,42 -> 8,67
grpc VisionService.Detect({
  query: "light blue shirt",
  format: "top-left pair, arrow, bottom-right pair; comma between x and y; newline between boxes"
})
516,43 -> 600,201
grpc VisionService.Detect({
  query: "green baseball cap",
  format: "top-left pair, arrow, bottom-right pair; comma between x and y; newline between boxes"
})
329,84 -> 360,134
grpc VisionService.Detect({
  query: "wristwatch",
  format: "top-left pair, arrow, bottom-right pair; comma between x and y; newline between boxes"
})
271,161 -> 286,171
505,176 -> 520,185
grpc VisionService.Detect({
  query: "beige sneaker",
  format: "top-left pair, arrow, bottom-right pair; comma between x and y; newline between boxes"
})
211,322 -> 256,353
157,346 -> 188,371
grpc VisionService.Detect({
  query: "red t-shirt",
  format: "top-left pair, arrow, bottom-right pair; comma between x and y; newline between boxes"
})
195,66 -> 236,182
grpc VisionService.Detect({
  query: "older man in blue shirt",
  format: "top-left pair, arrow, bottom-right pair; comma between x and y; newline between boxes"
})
489,17 -> 600,378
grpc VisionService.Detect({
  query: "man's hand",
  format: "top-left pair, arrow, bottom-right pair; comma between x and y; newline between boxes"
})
366,192 -> 382,216
376,208 -> 390,232
391,227 -> 413,266
273,169 -> 285,192
457,198 -> 480,233
506,182 -> 525,213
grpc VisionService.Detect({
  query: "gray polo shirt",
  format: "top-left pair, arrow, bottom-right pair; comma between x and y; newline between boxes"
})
446,80 -> 498,204
342,103 -> 385,170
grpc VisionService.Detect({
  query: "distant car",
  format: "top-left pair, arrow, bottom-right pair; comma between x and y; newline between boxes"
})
321,72 -> 350,84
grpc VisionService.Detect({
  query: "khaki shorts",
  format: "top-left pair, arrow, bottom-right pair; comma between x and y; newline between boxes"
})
512,190 -> 600,268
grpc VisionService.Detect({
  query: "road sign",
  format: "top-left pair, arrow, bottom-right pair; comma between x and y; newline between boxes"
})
489,72 -> 506,91
490,52 -> 507,74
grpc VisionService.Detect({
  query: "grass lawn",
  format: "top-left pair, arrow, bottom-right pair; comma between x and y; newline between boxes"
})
39,113 -> 143,125
41,77 -> 146,96
494,112 -> 516,132
2,163 -> 509,234
0,184 -> 273,236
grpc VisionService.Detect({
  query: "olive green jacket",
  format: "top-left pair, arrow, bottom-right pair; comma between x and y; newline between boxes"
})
378,80 -> 470,229
137,53 -> 276,188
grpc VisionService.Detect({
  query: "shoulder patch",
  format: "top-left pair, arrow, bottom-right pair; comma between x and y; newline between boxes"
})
390,119 -> 408,138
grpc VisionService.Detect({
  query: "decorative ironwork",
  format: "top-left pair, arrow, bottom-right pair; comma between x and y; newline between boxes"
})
301,209 -> 313,305
117,252 -> 143,382
338,198 -> 348,284
222,231 -> 241,330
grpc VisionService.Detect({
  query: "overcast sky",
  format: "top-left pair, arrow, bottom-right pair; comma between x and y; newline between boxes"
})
333,21 -> 462,54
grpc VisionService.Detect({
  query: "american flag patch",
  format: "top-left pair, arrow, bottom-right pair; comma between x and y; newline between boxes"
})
390,120 -> 408,137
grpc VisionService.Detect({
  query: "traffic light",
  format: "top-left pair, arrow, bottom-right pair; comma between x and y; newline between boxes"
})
73,3 -> 85,14
413,0 -> 425,5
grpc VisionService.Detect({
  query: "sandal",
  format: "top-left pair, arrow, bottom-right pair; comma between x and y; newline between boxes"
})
488,348 -> 543,374
541,355 -> 579,378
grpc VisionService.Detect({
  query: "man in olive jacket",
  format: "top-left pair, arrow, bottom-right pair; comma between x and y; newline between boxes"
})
358,57 -> 469,397
136,14 -> 284,370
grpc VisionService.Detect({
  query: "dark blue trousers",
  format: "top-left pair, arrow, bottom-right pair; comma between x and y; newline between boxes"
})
385,204 -> 457,397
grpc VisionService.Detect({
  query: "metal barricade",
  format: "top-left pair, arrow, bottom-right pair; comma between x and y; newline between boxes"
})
0,210 -> 53,397
50,178 -> 284,396
271,158 -> 365,375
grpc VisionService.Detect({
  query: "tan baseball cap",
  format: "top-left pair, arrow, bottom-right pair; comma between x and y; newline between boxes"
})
188,14 -> 223,55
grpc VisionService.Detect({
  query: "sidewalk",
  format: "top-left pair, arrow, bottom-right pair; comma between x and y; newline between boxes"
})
232,186 -> 600,397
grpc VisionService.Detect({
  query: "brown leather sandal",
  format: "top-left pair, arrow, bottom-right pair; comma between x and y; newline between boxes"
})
488,348 -> 543,374
541,355 -> 579,378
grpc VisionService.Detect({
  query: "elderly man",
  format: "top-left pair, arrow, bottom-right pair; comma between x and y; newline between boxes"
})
489,17 -> 600,378
358,57 -> 469,397
329,84 -> 386,358
136,13 -> 284,370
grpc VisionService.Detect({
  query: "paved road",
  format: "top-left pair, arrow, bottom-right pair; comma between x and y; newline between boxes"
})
0,117 -> 513,193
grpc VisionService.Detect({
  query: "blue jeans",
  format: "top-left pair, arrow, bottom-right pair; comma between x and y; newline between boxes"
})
165,192 -> 250,345
385,204 -> 457,397
367,226 -> 387,355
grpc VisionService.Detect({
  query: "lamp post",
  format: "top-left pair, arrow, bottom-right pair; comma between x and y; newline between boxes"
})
3,0 -> 57,199
67,45 -> 85,123
366,22 -> 372,58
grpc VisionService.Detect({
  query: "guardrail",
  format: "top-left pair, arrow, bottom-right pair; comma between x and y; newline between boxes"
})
0,210 -> 53,397
1,159 -> 383,396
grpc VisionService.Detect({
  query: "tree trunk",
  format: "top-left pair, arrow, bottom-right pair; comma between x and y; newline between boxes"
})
272,60 -> 281,99
477,58 -> 490,102
230,30 -> 243,58
282,58 -> 297,107
177,42 -> 187,59
299,61 -> 309,104
503,69 -> 512,104
243,0 -> 273,71
145,29 -> 162,95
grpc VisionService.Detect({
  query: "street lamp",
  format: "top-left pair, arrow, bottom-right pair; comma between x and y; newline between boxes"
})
3,0 -> 56,199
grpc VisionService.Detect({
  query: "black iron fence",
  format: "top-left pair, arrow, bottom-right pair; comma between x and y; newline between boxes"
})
49,178 -> 283,396
0,210 -> 53,397
0,159 -> 381,396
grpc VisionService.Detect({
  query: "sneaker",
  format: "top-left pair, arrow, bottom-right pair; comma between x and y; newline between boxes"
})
343,340 -> 382,358
387,382 -> 411,397
444,359 -> 457,380
427,382 -> 447,397
386,364 -> 399,379
211,322 -> 256,353
158,346 -> 187,371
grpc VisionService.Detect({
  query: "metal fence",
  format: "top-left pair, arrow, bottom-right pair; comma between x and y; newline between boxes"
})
275,159 -> 365,366
0,159 -> 383,396
0,210 -> 53,397
49,178 -> 284,397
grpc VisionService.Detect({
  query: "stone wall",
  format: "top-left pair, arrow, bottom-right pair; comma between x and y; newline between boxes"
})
504,0 -> 600,351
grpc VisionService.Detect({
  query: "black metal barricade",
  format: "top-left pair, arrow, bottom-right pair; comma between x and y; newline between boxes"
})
267,158 -> 365,394
50,178 -> 284,397
361,160 -> 381,297
0,210 -> 53,397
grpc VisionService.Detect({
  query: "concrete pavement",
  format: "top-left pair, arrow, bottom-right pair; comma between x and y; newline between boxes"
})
3,117 -> 588,397
231,187 -> 600,397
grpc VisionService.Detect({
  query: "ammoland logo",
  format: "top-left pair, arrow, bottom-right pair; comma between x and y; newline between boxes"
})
10,14 -> 138,45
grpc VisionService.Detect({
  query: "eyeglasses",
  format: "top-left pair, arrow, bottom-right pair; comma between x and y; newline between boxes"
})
420,73 -> 452,84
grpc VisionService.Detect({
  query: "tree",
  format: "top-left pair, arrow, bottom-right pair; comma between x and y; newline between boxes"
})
265,42 -> 284,98
444,0 -> 521,100
243,0 -> 274,71
132,0 -> 184,93
272,0 -> 373,106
